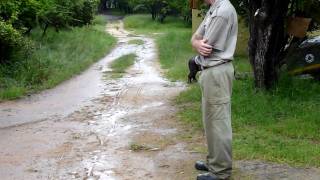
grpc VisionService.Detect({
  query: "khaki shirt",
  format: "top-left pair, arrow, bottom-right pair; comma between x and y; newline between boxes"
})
194,0 -> 238,67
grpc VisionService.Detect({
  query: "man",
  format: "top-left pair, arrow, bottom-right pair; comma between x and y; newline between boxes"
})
191,0 -> 238,179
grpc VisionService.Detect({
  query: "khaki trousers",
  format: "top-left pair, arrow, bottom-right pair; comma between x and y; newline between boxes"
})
199,62 -> 234,179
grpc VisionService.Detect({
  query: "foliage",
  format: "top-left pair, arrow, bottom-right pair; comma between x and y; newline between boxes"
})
0,0 -> 99,33
0,18 -> 116,100
37,0 -> 98,34
0,0 -> 20,23
112,0 -> 191,23
0,0 -> 98,66
168,0 -> 192,24
0,20 -> 22,63
0,20 -> 34,64
0,0 -> 102,99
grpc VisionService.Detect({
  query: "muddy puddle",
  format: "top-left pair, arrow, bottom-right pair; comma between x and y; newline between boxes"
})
0,16 -> 319,180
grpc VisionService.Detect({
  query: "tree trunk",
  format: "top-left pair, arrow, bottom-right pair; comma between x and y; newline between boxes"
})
248,0 -> 290,89
151,6 -> 157,20
98,0 -> 108,13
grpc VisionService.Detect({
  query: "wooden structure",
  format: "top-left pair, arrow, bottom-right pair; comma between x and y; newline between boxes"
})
190,0 -> 203,34
287,17 -> 312,38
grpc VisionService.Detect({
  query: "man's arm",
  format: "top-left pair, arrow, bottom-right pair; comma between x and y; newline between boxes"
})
191,33 -> 213,57
203,16 -> 229,51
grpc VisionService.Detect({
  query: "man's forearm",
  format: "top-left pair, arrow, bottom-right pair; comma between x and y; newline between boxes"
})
191,33 -> 213,57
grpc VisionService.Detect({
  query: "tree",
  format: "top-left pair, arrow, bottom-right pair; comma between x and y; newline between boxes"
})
247,0 -> 290,89
112,0 -> 190,23
129,0 -> 169,22
98,0 -> 108,12
114,0 -> 133,14
169,0 -> 191,24
109,0 -> 191,23
231,0 -> 320,89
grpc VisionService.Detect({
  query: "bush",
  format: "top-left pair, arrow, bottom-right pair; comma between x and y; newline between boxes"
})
0,0 -> 20,23
0,0 -> 99,36
0,25 -> 116,99
0,0 -> 40,34
0,20 -> 33,64
0,0 -> 98,65
16,0 -> 40,34
37,0 -> 98,35
37,0 -> 72,34
70,0 -> 99,26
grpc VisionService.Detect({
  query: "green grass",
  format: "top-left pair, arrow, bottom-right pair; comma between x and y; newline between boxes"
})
233,77 -> 320,166
176,76 -> 320,167
128,39 -> 144,45
124,14 -> 320,167
0,15 -> 116,100
109,54 -> 136,79
129,142 -> 152,152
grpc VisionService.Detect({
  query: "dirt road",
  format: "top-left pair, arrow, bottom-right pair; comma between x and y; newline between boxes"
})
0,17 -> 319,180
0,17 -> 201,180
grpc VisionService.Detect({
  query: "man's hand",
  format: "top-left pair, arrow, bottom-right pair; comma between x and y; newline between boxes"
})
192,39 -> 213,57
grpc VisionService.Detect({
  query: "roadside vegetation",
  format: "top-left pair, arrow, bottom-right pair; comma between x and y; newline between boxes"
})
109,54 -> 136,79
0,0 -> 116,100
124,14 -> 320,167
128,39 -> 144,45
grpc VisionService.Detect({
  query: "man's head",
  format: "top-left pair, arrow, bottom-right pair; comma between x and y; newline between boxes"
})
204,0 -> 215,5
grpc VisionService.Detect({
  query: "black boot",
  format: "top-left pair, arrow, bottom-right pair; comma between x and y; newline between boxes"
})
195,160 -> 209,171
196,172 -> 220,180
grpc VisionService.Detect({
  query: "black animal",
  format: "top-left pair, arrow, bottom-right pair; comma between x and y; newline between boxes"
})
188,56 -> 201,83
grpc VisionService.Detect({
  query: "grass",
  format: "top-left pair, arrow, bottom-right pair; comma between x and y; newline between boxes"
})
128,39 -> 144,45
124,14 -> 320,167
109,54 -> 136,78
129,142 -> 152,152
0,15 -> 116,100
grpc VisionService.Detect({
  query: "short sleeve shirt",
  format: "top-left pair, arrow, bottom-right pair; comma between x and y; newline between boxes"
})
194,0 -> 238,67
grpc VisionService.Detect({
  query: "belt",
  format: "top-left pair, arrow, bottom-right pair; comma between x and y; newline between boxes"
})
200,60 -> 231,71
